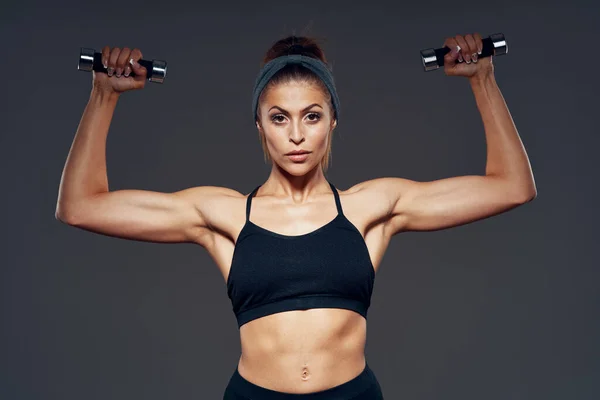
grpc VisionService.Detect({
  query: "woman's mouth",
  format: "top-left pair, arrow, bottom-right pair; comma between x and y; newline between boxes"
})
286,151 -> 310,162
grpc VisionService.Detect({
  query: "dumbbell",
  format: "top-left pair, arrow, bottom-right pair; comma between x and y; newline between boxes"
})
420,33 -> 508,72
78,47 -> 168,83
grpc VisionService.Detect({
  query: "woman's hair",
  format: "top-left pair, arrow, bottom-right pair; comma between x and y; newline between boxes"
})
256,35 -> 335,172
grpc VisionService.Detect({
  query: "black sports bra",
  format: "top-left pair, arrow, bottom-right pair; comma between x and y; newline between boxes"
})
226,182 -> 375,328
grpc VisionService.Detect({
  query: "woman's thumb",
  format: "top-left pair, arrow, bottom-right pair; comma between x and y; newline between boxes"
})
444,45 -> 460,67
129,58 -> 147,78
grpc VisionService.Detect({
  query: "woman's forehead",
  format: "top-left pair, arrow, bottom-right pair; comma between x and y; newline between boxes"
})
263,82 -> 326,108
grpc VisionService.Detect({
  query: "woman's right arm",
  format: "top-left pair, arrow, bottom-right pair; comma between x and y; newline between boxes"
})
55,47 -> 234,246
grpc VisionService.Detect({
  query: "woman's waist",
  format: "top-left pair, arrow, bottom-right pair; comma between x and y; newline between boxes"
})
237,347 -> 367,394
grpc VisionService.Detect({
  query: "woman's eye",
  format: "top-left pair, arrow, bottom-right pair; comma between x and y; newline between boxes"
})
271,113 -> 321,123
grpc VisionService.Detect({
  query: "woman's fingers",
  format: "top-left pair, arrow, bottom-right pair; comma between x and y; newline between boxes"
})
445,33 -> 483,64
97,46 -> 145,81
454,35 -> 470,63
106,47 -> 122,76
116,47 -> 132,77
101,46 -> 110,69
463,34 -> 480,63
128,48 -> 146,79
473,32 -> 483,55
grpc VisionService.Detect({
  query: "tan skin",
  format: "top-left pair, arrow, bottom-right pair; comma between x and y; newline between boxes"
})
56,35 -> 536,394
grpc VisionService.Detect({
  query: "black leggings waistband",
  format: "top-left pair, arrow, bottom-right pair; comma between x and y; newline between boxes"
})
223,362 -> 383,399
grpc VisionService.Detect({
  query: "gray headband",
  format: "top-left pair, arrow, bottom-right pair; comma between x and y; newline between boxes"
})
251,54 -> 340,122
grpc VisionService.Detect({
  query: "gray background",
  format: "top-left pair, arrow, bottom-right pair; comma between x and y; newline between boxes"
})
2,1 -> 599,399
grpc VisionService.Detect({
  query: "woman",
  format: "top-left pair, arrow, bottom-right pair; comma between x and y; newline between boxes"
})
56,33 -> 536,399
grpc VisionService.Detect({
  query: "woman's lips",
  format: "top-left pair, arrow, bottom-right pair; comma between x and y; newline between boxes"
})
287,152 -> 310,162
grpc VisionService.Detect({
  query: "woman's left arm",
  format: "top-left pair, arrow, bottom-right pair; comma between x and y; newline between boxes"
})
359,33 -> 537,234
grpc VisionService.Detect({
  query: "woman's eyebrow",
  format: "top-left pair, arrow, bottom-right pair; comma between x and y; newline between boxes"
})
269,103 -> 323,113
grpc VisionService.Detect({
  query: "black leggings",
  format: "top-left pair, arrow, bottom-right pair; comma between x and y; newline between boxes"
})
223,362 -> 384,400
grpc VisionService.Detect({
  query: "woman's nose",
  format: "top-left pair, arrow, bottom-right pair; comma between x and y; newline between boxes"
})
289,126 -> 305,143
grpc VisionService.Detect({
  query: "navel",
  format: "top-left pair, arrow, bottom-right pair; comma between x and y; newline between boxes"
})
300,366 -> 311,381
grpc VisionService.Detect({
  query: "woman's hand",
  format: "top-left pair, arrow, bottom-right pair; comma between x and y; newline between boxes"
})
92,46 -> 148,94
443,33 -> 494,79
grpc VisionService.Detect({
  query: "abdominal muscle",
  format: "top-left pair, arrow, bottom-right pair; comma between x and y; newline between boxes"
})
236,307 -> 368,394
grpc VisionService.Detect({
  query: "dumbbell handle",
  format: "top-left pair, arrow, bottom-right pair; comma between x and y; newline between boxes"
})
421,33 -> 507,72
78,48 -> 167,83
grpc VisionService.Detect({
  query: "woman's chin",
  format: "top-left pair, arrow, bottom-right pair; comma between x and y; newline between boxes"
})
278,161 -> 319,176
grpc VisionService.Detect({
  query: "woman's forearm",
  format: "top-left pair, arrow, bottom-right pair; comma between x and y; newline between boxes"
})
55,88 -> 120,220
469,72 -> 537,200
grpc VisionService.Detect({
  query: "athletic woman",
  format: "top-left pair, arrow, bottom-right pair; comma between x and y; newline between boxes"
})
56,33 -> 536,399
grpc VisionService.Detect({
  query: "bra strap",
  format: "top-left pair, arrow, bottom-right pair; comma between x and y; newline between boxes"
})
246,185 -> 261,221
328,182 -> 344,216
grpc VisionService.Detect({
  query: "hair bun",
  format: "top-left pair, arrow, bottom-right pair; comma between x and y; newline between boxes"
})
261,35 -> 327,65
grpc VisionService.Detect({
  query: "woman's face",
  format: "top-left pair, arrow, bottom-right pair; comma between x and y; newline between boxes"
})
257,81 -> 336,176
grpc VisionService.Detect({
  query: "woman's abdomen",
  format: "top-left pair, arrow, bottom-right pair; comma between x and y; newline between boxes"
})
236,308 -> 367,394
